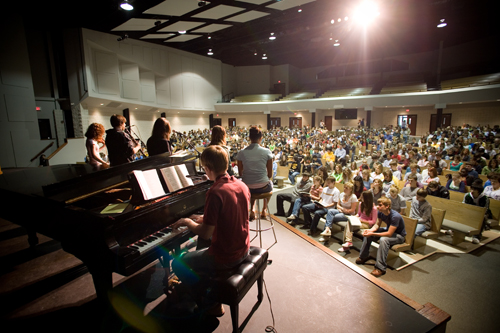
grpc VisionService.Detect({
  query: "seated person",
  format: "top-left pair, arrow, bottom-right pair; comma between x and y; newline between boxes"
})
464,162 -> 479,180
356,197 -> 407,277
409,189 -> 432,237
463,180 -> 491,244
381,169 -> 395,193
422,167 -> 440,186
386,185 -> 407,215
449,155 -> 463,171
370,178 -> 386,202
275,172 -> 312,217
339,190 -> 378,252
332,163 -> 344,183
404,163 -> 423,183
389,160 -> 402,181
171,145 -> 250,316
287,156 -> 302,185
400,174 -> 420,201
483,173 -> 500,200
426,180 -> 450,199
481,158 -> 500,176
319,182 -> 358,241
361,169 -> 373,190
324,148 -> 336,171
445,173 -> 466,192
301,177 -> 340,236
288,175 -> 323,222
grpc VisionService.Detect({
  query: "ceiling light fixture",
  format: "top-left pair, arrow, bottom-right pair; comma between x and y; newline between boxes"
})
331,19 -> 335,24
120,0 -> 133,11
262,54 -> 267,60
298,9 -> 302,13
353,1 -> 380,26
178,30 -> 186,34
207,49 -> 213,56
269,32 -> 276,40
334,40 -> 340,46
437,19 -> 447,28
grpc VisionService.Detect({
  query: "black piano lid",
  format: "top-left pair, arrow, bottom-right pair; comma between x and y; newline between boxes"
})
0,152 -> 196,203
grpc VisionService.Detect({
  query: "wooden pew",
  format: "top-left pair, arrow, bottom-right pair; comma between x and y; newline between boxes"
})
443,169 -> 487,183
425,195 -> 486,245
487,198 -> 500,228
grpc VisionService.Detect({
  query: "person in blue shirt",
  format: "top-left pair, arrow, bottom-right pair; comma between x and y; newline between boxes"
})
335,143 -> 347,167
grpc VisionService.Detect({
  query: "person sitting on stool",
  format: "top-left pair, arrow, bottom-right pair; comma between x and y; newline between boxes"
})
171,145 -> 251,317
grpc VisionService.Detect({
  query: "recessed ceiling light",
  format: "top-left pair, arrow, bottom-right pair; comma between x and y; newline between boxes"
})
437,19 -> 447,28
120,0 -> 133,11
269,32 -> 276,40
179,30 -> 186,34
298,9 -> 302,13
333,40 -> 340,46
207,49 -> 213,55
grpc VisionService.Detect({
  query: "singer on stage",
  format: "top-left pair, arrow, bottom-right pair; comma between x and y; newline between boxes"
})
146,117 -> 172,156
105,114 -> 141,166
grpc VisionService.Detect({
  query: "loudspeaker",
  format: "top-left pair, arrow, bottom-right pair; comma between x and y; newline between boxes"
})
123,108 -> 130,125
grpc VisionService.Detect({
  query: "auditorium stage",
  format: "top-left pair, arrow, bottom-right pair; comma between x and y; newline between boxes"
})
0,215 -> 448,333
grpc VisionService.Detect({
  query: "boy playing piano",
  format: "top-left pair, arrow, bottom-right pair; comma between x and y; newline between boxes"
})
171,145 -> 251,317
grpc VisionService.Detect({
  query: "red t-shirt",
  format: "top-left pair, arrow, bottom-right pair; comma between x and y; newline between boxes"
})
204,174 -> 251,264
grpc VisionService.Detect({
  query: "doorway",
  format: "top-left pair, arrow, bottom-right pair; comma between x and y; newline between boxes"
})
270,117 -> 281,128
398,115 -> 417,136
325,116 -> 332,131
228,118 -> 236,129
289,117 -> 302,128
430,113 -> 452,133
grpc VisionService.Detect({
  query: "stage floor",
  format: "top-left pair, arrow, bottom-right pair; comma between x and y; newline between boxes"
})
0,214 -> 446,333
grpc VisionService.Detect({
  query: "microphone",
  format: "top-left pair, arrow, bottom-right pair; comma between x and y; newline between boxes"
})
173,130 -> 185,136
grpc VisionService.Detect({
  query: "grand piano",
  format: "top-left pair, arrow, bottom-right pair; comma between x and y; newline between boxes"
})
0,152 -> 211,304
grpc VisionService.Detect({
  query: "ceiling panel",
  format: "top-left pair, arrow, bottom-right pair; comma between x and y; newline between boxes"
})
237,0 -> 270,4
143,0 -> 201,16
158,21 -> 205,32
225,11 -> 270,23
267,0 -> 316,11
164,35 -> 203,42
112,18 -> 168,31
191,24 -> 233,33
192,5 -> 246,20
140,33 -> 175,39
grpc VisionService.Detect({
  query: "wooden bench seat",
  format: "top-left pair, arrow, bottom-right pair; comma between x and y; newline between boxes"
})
425,196 -> 486,245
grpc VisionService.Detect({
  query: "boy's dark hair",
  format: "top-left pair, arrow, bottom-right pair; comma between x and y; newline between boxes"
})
110,114 -> 126,127
201,145 -> 228,174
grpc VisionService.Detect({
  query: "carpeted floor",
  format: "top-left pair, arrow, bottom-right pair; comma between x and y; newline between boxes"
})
268,184 -> 500,333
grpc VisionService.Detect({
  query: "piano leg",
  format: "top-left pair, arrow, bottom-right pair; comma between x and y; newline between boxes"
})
87,263 -> 114,307
26,228 -> 38,247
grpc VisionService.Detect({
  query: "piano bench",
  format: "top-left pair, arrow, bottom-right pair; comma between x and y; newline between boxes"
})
206,246 -> 269,333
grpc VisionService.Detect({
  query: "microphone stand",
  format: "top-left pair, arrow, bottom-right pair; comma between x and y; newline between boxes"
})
175,131 -> 202,172
126,126 -> 147,158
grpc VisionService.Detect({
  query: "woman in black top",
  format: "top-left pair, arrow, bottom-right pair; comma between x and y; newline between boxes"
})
147,117 -> 172,156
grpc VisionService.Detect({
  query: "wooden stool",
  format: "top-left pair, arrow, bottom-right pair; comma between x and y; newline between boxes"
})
250,192 -> 277,250
274,176 -> 285,188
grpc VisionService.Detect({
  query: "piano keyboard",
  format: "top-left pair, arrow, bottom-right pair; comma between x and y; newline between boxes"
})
127,226 -> 189,255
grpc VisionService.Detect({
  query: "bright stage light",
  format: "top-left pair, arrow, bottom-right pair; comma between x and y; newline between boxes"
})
353,1 -> 380,26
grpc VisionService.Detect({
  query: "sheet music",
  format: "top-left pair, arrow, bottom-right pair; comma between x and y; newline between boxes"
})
132,170 -> 166,200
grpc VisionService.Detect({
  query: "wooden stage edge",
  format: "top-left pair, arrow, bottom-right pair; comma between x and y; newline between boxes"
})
270,215 -> 451,330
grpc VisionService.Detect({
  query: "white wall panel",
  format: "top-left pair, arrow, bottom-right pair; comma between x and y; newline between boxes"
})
156,76 -> 170,105
182,57 -> 193,77
97,73 -> 119,95
122,80 -> 140,99
121,63 -> 139,80
182,76 -> 194,108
